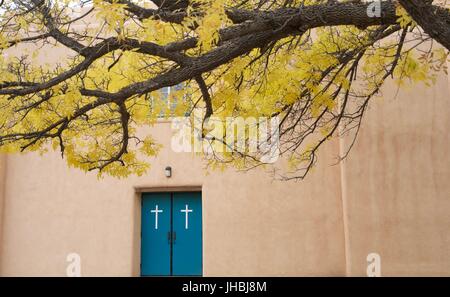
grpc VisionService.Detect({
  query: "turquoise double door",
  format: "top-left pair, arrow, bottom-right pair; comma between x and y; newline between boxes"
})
141,192 -> 202,276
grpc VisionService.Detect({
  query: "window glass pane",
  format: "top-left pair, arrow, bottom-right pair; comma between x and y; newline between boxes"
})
152,84 -> 190,118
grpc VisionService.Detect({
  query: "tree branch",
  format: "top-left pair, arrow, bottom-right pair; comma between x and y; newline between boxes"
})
399,0 -> 450,51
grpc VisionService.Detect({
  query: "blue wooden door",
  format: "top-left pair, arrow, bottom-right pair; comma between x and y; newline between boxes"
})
172,192 -> 202,276
141,192 -> 202,276
141,193 -> 171,276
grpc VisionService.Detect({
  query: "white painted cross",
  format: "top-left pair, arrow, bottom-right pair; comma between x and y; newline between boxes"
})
150,205 -> 163,229
180,204 -> 193,229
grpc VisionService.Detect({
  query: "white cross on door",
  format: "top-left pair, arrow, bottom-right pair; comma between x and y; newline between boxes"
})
180,204 -> 193,229
150,205 -> 163,229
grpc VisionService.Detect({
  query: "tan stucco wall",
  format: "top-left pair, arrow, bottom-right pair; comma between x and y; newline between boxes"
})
339,75 -> 450,276
0,125 -> 346,276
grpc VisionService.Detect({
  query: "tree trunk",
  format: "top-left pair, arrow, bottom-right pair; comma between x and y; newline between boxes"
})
399,0 -> 450,51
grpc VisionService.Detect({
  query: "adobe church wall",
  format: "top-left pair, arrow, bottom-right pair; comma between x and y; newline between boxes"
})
1,36 -> 346,275
339,70 -> 450,276
0,123 -> 347,276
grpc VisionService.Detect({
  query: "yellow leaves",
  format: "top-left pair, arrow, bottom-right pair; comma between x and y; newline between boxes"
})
196,17 -> 221,51
396,5 -> 416,28
140,18 -> 180,45
16,16 -> 29,31
311,92 -> 335,117
208,33 -> 349,120
130,102 -> 151,124
287,154 -> 302,171
140,136 -> 161,157
93,0 -> 127,35
0,33 -> 9,49
194,0 -> 228,51
362,44 -> 397,89
58,114 -> 152,179
394,53 -> 435,87
334,74 -> 351,91
1,0 -> 448,180
84,51 -> 150,93
434,48 -> 449,63
95,151 -> 150,179
60,87 -> 82,119
434,48 -> 450,75
401,55 -> 420,75
284,91 -> 298,105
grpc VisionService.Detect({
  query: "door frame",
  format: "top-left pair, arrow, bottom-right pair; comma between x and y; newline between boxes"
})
133,186 -> 203,277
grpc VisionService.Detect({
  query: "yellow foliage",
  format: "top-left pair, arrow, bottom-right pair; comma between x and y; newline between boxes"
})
0,0 -> 448,178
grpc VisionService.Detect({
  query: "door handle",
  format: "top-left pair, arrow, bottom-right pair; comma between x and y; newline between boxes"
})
172,231 -> 176,244
167,231 -> 171,244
